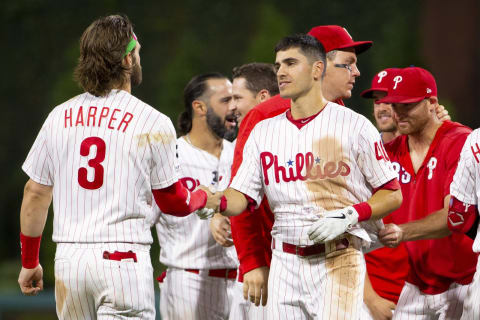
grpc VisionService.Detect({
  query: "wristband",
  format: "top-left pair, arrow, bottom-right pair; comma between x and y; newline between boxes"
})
20,232 -> 42,269
353,202 -> 372,222
219,195 -> 227,212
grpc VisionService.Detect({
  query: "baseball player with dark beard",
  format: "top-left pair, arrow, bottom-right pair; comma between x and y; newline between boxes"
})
155,73 -> 239,320
18,14 -> 214,319
200,34 -> 402,320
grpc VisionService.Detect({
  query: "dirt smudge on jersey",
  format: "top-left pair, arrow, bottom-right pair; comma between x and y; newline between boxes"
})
324,240 -> 363,318
137,132 -> 176,147
306,136 -> 352,211
55,278 -> 68,315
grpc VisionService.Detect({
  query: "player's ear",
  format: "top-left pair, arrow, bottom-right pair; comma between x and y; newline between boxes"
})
122,52 -> 133,68
428,96 -> 438,105
312,60 -> 324,81
428,96 -> 438,111
256,89 -> 271,104
192,100 -> 207,117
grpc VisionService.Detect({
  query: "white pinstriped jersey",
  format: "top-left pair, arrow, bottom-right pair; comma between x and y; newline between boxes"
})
230,102 -> 398,246
450,128 -> 480,253
22,89 -> 179,244
156,137 -> 238,269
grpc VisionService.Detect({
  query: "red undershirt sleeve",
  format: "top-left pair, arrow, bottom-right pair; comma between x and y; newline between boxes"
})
152,181 -> 207,217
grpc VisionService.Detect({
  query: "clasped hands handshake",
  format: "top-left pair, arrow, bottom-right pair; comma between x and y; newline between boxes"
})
195,185 -> 224,219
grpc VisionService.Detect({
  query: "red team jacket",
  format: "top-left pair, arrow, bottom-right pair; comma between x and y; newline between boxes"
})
230,94 -> 345,281
384,120 -> 478,294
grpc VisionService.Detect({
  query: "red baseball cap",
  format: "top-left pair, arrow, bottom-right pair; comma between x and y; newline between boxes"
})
360,68 -> 400,99
307,25 -> 372,54
378,67 -> 437,104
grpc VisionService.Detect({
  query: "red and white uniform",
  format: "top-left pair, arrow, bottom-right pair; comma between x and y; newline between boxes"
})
384,121 -> 478,319
230,102 -> 397,320
22,89 -> 179,319
450,128 -> 480,320
156,137 -> 238,320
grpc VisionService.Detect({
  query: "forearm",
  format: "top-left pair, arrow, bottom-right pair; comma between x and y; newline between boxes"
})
222,188 -> 249,217
363,273 -> 378,304
368,189 -> 403,220
20,180 -> 53,237
401,208 -> 450,241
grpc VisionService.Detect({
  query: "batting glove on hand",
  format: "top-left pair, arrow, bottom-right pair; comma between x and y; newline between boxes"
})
307,206 -> 359,243
196,207 -> 216,220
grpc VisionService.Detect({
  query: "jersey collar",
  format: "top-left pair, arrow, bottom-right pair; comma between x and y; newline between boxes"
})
286,103 -> 330,129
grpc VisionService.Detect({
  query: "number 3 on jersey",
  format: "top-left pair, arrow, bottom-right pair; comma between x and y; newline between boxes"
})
78,137 -> 106,190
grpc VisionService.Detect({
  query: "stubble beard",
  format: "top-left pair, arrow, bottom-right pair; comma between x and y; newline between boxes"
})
131,62 -> 142,87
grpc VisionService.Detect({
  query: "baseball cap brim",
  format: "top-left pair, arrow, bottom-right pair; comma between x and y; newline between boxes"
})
360,88 -> 388,99
337,41 -> 372,54
377,95 -> 426,104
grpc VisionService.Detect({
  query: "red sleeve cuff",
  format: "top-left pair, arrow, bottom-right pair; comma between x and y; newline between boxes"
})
372,178 -> 400,194
353,202 -> 372,222
240,254 -> 269,275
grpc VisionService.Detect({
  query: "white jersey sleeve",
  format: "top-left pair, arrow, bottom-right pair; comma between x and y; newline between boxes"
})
150,119 -> 179,189
356,119 -> 397,188
229,128 -> 264,206
22,113 -> 54,186
450,129 -> 480,205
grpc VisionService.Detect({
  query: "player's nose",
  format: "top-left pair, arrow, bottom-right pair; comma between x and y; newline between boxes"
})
351,64 -> 360,77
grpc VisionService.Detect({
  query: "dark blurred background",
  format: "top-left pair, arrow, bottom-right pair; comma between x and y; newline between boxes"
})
1,0 -> 479,318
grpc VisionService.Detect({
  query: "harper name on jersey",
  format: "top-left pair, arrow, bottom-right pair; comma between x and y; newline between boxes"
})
64,105 -> 134,132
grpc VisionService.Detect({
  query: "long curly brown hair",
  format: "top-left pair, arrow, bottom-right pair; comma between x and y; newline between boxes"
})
74,14 -> 134,97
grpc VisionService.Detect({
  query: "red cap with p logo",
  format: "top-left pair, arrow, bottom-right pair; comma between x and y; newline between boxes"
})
378,67 -> 437,104
360,68 -> 400,99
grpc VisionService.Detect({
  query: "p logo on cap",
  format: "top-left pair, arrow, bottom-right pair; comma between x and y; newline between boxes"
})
393,76 -> 403,90
360,67 -> 400,99
377,71 -> 388,83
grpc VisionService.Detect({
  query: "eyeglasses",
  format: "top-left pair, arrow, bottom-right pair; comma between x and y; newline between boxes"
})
334,63 -> 354,72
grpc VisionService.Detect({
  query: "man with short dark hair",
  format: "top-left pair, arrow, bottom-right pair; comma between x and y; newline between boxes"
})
18,14 -> 211,319
231,63 -> 279,126
201,33 -> 402,320
227,26 -> 377,314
